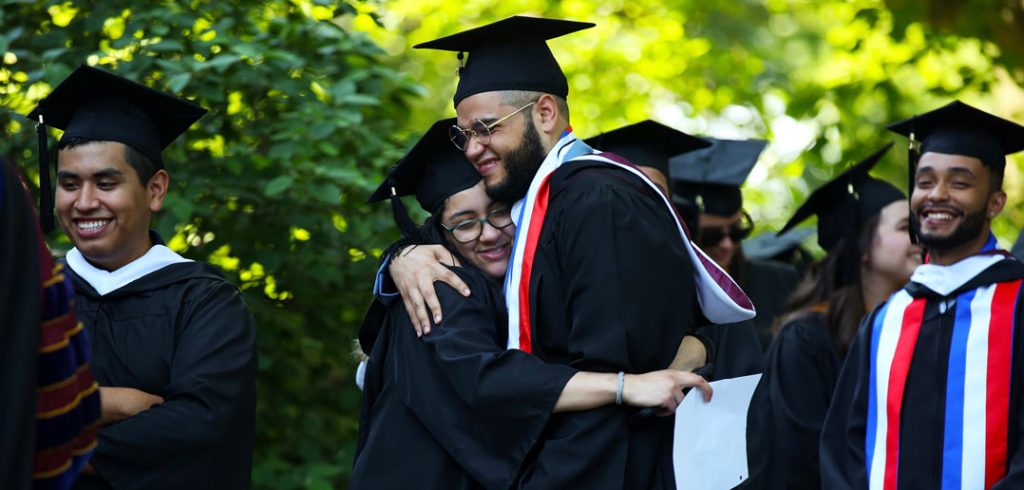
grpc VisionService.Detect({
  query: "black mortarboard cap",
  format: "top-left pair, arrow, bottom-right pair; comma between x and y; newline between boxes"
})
744,227 -> 815,261
669,137 -> 767,216
584,120 -> 710,177
369,119 -> 481,236
779,143 -> 904,251
26,64 -> 206,232
414,16 -> 595,107
28,64 -> 207,168
887,100 -> 1024,174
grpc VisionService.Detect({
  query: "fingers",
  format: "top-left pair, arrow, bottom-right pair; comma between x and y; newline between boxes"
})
685,373 -> 713,402
432,246 -> 463,267
436,265 -> 471,297
421,285 -> 442,333
402,289 -> 429,336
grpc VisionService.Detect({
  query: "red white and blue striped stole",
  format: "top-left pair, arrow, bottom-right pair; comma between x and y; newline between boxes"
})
503,130 -> 755,352
866,259 -> 1021,490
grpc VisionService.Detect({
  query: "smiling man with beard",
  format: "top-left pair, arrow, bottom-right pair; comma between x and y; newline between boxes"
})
382,15 -> 755,489
820,101 -> 1024,489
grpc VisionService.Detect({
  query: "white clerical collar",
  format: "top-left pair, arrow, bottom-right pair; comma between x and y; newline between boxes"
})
67,245 -> 192,296
910,253 -> 1007,297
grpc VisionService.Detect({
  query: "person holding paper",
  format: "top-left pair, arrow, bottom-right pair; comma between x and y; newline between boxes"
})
353,119 -> 711,489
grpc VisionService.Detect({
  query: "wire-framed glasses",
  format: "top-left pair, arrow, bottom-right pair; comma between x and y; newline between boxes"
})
448,101 -> 536,151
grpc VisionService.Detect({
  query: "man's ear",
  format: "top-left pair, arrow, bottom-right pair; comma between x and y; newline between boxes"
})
533,93 -> 560,134
987,189 -> 1007,219
148,169 -> 169,212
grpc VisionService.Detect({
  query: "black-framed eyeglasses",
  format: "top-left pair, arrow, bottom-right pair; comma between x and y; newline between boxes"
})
440,207 -> 514,243
697,211 -> 754,248
449,101 -> 536,151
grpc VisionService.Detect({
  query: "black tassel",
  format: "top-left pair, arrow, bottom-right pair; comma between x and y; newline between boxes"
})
36,114 -> 54,233
907,119 -> 921,245
389,186 -> 418,239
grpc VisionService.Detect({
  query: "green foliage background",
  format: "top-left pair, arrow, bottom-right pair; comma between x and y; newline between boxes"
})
1,0 -> 1022,487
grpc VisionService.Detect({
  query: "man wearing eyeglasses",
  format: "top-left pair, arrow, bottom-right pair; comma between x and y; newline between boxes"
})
380,15 -> 756,489
671,138 -> 801,354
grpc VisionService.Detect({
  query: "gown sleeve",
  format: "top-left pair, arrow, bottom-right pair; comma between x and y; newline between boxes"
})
819,310 -> 877,490
88,281 -> 257,489
396,267 -> 576,489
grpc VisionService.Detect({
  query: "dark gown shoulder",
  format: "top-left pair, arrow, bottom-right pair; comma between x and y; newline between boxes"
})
353,265 -> 575,490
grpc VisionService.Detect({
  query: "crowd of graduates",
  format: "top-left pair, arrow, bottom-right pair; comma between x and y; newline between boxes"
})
3,12 -> 1024,490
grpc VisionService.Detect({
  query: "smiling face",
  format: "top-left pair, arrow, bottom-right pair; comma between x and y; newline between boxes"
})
866,200 -> 922,286
456,91 -> 560,203
439,181 -> 516,279
910,152 -> 1005,264
56,141 -> 168,271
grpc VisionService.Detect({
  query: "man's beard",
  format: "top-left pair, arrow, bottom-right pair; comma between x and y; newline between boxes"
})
486,117 -> 547,203
911,206 -> 987,251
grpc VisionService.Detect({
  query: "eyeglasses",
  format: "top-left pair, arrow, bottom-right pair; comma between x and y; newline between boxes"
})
441,207 -> 514,243
697,212 -> 754,248
449,102 -> 536,151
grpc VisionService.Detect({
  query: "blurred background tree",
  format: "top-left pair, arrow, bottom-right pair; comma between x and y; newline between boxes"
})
1,0 -> 1021,487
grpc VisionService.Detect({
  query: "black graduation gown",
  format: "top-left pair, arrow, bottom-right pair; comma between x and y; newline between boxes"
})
744,312 -> 840,489
744,259 -> 801,351
0,162 -> 39,490
516,161 -> 698,489
821,258 -> 1024,489
351,266 -> 576,490
696,259 -> 799,381
68,259 -> 257,490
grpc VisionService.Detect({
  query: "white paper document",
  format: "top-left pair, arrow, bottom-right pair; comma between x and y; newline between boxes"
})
674,373 -> 762,490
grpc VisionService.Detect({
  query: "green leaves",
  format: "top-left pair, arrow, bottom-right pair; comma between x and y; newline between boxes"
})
166,72 -> 191,93
264,175 -> 294,197
1,1 -> 413,487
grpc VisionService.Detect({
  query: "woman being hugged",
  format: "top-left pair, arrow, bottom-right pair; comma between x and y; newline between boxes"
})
352,120 -> 710,490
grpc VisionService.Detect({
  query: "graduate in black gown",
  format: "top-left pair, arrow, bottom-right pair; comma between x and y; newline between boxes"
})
386,16 -> 755,489
29,65 -> 257,490
584,120 -> 725,373
671,138 -> 800,376
353,119 -> 711,489
744,144 -> 921,489
820,101 -> 1024,489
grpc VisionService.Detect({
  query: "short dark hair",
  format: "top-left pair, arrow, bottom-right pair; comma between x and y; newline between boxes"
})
56,138 -> 158,185
499,90 -> 569,124
989,164 -> 1004,192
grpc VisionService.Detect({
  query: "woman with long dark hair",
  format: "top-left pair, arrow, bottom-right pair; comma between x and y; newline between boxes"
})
352,120 -> 711,489
745,144 -> 922,489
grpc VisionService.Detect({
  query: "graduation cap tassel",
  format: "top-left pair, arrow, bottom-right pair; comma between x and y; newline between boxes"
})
389,186 -> 419,239
36,114 -> 55,233
907,128 -> 921,245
